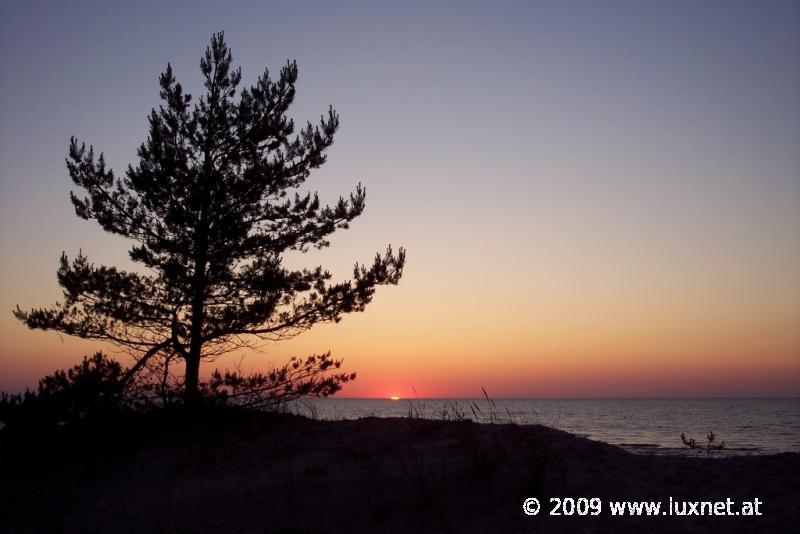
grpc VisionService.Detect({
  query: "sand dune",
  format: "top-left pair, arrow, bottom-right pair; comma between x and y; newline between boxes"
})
1,412 -> 797,533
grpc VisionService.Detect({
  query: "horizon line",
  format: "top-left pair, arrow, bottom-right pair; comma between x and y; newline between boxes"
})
330,395 -> 800,400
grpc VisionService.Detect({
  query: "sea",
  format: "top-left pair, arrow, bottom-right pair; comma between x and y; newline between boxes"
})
288,397 -> 800,457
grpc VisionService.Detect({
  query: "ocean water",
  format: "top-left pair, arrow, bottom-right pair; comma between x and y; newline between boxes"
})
288,397 -> 800,457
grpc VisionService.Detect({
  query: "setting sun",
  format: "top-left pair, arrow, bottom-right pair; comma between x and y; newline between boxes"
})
389,396 -> 401,401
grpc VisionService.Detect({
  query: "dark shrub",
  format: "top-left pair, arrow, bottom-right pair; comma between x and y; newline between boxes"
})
0,352 -> 124,431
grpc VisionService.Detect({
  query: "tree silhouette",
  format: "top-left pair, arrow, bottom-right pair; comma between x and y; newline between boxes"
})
14,33 -> 405,404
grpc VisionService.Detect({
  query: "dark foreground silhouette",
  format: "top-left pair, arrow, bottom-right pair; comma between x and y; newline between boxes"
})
1,410 -> 797,533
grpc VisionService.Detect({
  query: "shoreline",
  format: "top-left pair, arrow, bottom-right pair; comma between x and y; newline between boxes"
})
284,396 -> 800,457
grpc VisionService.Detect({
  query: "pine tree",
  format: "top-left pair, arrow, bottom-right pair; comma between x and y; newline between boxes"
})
14,33 -> 405,404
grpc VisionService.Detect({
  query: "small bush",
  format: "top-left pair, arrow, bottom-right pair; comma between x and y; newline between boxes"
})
681,431 -> 726,457
0,352 -> 126,431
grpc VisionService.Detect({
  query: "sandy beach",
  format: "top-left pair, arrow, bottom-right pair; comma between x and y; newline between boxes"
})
1,411 -> 797,533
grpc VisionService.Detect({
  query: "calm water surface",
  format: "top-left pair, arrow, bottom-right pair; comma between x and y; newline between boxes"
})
289,398 -> 800,457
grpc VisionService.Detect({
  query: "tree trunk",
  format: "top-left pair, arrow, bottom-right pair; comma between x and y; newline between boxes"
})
183,347 -> 202,403
184,104 -> 214,405
185,203 -> 208,405
184,262 -> 207,404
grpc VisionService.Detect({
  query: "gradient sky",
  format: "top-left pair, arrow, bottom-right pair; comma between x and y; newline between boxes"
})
1,0 -> 798,397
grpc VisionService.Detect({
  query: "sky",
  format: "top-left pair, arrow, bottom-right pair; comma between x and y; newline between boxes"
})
1,0 -> 798,397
